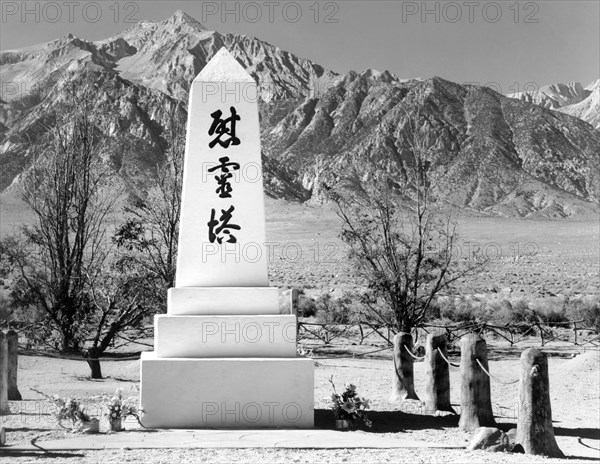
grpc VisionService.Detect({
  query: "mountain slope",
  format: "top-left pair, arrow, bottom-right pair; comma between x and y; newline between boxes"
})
0,10 -> 338,192
262,73 -> 600,217
1,10 -> 599,218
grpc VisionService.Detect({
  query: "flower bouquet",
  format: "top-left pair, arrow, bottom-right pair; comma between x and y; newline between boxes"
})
103,389 -> 140,432
31,388 -> 98,433
329,376 -> 372,430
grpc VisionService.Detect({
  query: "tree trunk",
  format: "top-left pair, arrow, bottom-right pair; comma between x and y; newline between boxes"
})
6,330 -> 21,401
86,348 -> 103,379
458,333 -> 495,431
0,333 -> 9,414
423,333 -> 455,414
516,348 -> 564,458
390,332 -> 419,401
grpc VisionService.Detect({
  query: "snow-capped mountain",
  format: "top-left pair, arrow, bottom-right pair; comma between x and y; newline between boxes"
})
558,80 -> 600,129
508,82 -> 590,110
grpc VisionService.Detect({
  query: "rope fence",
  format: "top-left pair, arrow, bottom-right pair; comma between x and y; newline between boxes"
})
297,319 -> 598,351
403,344 -> 426,361
475,357 -> 520,385
5,317 -> 597,365
437,347 -> 460,368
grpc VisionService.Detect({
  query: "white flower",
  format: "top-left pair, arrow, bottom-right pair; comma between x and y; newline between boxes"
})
341,400 -> 356,414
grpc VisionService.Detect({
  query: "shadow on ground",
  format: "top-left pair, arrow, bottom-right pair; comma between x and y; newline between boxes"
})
315,409 -> 459,433
555,427 -> 600,440
0,450 -> 85,459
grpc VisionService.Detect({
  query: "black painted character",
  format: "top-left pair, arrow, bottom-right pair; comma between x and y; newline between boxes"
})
208,106 -> 241,149
208,156 -> 240,198
207,205 -> 241,244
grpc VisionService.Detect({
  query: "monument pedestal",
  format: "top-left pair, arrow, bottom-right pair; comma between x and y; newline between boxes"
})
140,287 -> 314,428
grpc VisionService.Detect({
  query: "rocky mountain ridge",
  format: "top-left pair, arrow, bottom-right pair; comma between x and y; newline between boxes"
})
1,10 -> 598,218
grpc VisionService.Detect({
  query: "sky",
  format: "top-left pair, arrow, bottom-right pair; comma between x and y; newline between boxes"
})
0,0 -> 598,93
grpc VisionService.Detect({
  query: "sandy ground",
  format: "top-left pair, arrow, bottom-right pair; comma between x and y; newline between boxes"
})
2,195 -> 599,299
0,337 -> 598,463
263,200 -> 599,298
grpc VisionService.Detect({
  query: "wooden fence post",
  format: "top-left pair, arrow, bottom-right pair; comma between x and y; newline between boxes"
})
390,332 -> 419,401
0,332 -> 9,415
516,348 -> 564,457
7,330 -> 21,401
423,333 -> 455,414
458,333 -> 495,431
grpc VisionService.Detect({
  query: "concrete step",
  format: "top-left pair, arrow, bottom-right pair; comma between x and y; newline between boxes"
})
154,314 -> 297,358
140,353 -> 314,428
168,287 -> 281,315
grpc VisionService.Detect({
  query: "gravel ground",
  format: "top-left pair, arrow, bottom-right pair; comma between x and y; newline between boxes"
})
1,343 -> 598,464
0,447 -> 579,464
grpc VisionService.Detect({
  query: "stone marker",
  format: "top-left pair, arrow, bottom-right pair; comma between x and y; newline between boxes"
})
458,333 -> 495,431
7,330 -> 21,401
516,348 -> 564,457
0,332 -> 9,414
140,48 -> 314,428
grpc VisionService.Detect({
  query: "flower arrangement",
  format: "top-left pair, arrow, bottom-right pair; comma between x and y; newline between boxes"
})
329,376 -> 372,429
31,388 -> 97,433
53,396 -> 94,430
103,389 -> 140,431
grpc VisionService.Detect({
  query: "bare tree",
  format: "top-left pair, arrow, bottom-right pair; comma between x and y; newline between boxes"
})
0,90 -> 115,351
113,103 -> 186,310
324,85 -> 481,401
0,85 -> 152,378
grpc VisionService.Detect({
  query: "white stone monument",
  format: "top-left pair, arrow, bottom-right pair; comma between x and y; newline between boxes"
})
140,48 -> 314,428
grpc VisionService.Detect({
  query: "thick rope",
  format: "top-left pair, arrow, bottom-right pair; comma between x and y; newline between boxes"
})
437,347 -> 460,368
475,358 -> 519,385
403,344 -> 426,361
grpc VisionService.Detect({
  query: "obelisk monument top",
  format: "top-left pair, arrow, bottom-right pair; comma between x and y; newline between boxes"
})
194,47 -> 255,83
176,47 -> 268,288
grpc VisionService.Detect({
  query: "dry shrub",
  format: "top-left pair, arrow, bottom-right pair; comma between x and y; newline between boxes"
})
568,297 -> 600,332
439,297 -> 487,323
488,298 -> 536,328
296,294 -> 318,318
314,292 -> 361,324
529,298 -> 569,327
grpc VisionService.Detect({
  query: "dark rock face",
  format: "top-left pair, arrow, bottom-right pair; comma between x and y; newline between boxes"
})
1,11 -> 599,218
